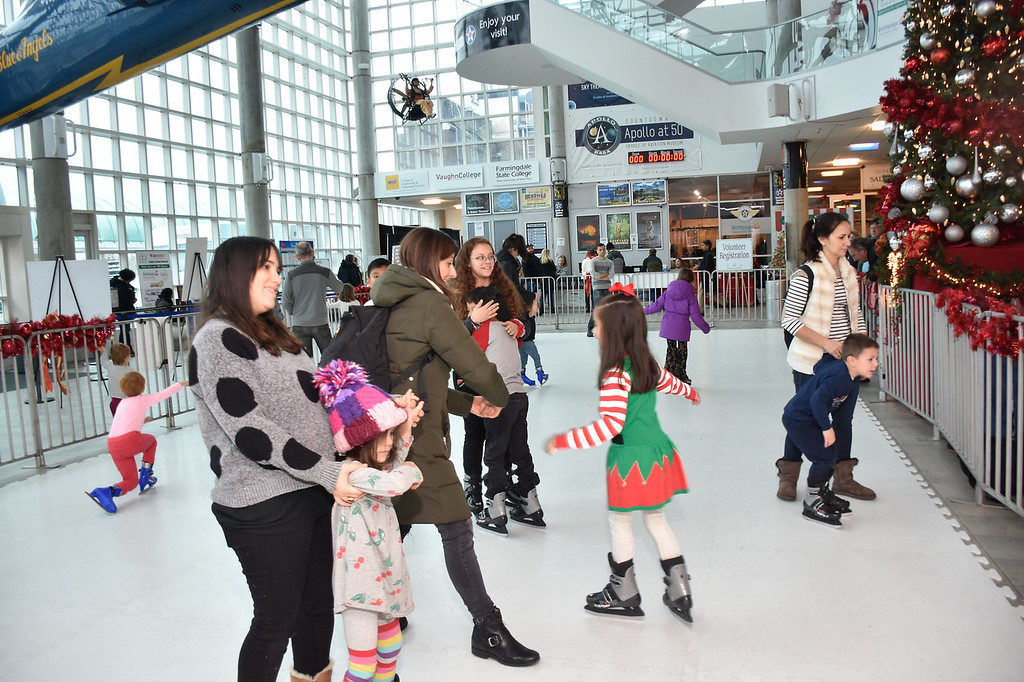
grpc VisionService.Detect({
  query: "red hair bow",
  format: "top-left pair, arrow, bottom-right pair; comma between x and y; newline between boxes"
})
609,282 -> 635,296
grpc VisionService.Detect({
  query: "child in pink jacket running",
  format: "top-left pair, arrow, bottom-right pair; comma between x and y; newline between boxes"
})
86,371 -> 187,513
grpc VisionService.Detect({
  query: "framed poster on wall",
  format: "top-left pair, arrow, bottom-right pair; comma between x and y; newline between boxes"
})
631,179 -> 666,205
464,192 -> 491,215
597,182 -> 630,207
576,215 -> 600,252
521,187 -> 552,211
636,211 -> 663,249
492,190 -> 520,213
605,213 -> 631,249
526,222 -> 548,250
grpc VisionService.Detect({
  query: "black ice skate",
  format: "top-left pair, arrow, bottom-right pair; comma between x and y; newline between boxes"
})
820,480 -> 851,515
803,487 -> 843,527
507,488 -> 546,527
463,475 -> 483,516
584,553 -> 644,618
477,492 -> 509,536
661,556 -> 694,623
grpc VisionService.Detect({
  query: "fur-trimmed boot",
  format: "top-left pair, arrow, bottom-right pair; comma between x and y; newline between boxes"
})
290,658 -> 333,682
775,458 -> 802,501
832,458 -> 876,500
661,555 -> 694,623
584,553 -> 644,617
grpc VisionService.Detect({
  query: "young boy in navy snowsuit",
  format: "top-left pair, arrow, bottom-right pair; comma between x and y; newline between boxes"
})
782,333 -> 879,527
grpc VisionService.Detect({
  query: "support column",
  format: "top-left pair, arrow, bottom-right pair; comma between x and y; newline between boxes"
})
29,115 -> 74,261
236,26 -> 271,239
782,140 -> 808,271
352,0 -> 379,256
766,0 -> 802,77
546,85 -> 570,265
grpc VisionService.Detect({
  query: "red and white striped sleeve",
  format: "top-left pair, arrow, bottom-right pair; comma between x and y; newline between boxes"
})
552,368 -> 630,450
656,366 -> 699,403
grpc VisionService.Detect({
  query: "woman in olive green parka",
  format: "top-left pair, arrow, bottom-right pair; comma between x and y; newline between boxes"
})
369,228 -> 540,668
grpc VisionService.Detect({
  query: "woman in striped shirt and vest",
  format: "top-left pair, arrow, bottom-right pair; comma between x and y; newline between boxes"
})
547,287 -> 702,623
777,212 -> 875,503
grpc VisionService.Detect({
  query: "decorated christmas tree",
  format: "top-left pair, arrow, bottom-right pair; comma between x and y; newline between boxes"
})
874,0 -> 1024,300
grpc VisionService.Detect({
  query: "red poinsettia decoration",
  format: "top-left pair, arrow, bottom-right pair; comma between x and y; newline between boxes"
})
0,313 -> 117,359
936,288 -> 1024,358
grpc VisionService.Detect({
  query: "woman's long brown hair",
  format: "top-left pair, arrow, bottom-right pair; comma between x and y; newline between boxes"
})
452,237 -> 522,320
398,227 -> 457,305
198,236 -> 303,357
594,292 -> 660,393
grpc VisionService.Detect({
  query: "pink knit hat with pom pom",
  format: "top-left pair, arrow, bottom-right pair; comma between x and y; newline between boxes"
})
313,360 -> 408,453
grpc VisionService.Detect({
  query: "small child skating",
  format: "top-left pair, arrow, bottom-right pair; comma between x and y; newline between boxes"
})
101,342 -> 132,416
518,290 -> 548,387
86,372 -> 187,513
466,286 -> 545,535
781,333 -> 879,527
643,267 -> 710,384
547,287 -> 701,622
314,360 -> 425,682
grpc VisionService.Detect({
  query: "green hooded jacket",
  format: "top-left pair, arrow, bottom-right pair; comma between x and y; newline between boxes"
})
371,265 -> 510,524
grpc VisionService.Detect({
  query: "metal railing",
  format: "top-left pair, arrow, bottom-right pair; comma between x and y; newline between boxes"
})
0,311 -> 197,467
520,268 -> 788,329
874,286 -> 1023,518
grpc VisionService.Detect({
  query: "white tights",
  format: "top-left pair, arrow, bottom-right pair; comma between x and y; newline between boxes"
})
608,509 -> 680,563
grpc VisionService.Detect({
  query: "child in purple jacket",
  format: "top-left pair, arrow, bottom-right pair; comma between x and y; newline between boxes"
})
644,268 -> 710,384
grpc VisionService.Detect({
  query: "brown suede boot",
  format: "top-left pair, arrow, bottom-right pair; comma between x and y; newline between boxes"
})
291,659 -> 333,682
775,459 -> 802,501
832,458 -> 876,500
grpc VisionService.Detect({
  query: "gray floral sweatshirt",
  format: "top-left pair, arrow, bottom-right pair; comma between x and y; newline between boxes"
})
332,436 -> 423,617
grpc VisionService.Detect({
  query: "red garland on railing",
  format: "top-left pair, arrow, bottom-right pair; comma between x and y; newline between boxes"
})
935,288 -> 1024,358
0,313 -> 117,359
880,79 -> 1024,147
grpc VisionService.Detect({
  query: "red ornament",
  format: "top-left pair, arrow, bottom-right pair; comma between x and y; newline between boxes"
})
929,48 -> 951,65
905,57 -> 924,72
981,34 -> 1008,58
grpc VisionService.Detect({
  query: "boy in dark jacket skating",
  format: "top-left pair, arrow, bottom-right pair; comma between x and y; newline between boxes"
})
781,333 -> 879,527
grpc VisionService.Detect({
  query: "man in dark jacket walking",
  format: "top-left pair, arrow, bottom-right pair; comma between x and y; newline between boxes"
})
337,254 -> 364,287
642,249 -> 664,272
110,269 -> 137,351
285,242 -> 347,357
606,242 -> 626,273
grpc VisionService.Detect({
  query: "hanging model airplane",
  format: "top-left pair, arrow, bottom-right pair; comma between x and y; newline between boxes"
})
0,0 -> 308,132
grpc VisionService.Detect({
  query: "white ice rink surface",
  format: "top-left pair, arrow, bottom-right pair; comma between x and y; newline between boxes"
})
2,328 -> 1022,681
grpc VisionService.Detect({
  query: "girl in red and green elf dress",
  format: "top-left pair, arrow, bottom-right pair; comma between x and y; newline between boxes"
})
547,284 -> 701,622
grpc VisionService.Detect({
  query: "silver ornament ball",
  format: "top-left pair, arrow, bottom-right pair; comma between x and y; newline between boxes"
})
927,204 -> 950,223
983,168 -> 1004,184
985,211 -> 998,224
924,175 -> 937,190
888,207 -> 902,220
993,144 -> 1008,155
902,127 -> 915,140
1006,175 -> 1019,188
946,155 -> 968,175
975,0 -> 997,18
906,20 -> 917,31
918,144 -> 934,160
956,176 -> 979,197
954,68 -> 976,86
892,164 -> 903,175
883,121 -> 896,137
919,33 -> 938,50
900,177 -> 926,201
940,3 -> 956,17
970,222 -> 1000,247
944,224 -> 965,243
1000,203 -> 1021,223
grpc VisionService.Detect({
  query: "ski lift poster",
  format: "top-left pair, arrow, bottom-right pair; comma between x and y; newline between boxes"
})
455,1 -> 531,63
464,192 -> 491,215
492,190 -> 520,214
566,82 -> 695,183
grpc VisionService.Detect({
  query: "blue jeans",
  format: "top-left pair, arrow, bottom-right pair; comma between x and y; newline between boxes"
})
519,340 -> 542,372
783,416 -> 837,482
587,288 -> 610,332
782,368 -> 859,464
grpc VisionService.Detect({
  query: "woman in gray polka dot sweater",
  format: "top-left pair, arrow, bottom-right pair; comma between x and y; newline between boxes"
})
189,236 -> 364,682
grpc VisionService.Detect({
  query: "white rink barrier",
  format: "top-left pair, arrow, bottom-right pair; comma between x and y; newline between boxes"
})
875,286 -> 1023,519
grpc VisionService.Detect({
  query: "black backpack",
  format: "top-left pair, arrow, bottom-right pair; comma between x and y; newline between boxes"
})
783,264 -> 814,348
319,305 -> 435,401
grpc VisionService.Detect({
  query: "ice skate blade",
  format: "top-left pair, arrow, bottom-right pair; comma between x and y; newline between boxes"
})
508,513 -> 546,528
664,594 -> 694,623
583,603 -> 645,618
475,520 -> 509,537
84,491 -> 116,514
801,510 -> 842,528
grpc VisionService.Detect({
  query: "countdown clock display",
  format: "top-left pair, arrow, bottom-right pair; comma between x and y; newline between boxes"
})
627,149 -> 686,164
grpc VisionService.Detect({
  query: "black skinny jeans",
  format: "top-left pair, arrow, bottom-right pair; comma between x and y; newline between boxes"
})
220,511 -> 334,682
482,393 -> 540,499
400,518 -> 495,619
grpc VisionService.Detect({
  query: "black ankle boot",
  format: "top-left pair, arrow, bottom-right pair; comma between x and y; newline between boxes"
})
471,607 -> 540,667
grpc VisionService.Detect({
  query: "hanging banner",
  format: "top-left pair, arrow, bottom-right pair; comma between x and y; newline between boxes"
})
455,1 -> 531,63
553,183 -> 568,218
492,160 -> 539,186
520,186 -> 552,211
136,251 -> 174,307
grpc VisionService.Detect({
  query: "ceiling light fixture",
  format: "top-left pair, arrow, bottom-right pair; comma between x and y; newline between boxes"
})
420,197 -> 443,205
831,157 -> 860,167
454,203 -> 463,210
870,120 -> 886,131
807,186 -> 824,192
849,142 -> 879,151
821,170 -> 844,177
